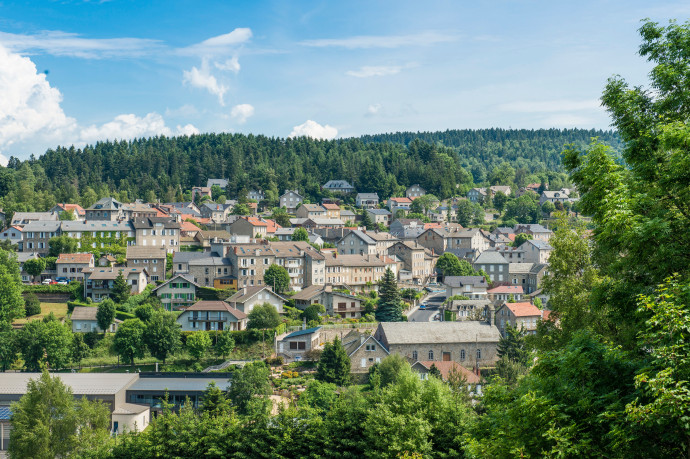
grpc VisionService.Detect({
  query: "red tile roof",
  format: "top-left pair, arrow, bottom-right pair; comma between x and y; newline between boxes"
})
56,203 -> 86,216
505,302 -> 541,317
322,203 -> 340,210
416,361 -> 480,384
56,253 -> 94,264
180,221 -> 200,232
487,285 -> 524,294
389,197 -> 412,204
185,300 -> 247,319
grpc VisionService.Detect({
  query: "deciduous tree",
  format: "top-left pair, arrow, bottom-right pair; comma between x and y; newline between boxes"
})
263,264 -> 290,293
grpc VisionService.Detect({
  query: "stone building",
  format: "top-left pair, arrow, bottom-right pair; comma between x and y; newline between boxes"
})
373,321 -> 501,367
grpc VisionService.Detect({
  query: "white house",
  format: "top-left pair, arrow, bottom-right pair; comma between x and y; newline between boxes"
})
71,306 -> 122,333
226,286 -> 286,314
176,300 -> 247,332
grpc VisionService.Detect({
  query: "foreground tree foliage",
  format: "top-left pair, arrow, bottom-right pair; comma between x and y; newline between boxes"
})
9,372 -> 110,459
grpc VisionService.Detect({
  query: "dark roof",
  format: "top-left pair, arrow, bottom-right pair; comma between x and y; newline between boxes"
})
284,326 -> 322,338
443,275 -> 487,288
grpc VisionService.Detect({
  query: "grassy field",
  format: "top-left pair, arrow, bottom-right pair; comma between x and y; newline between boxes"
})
14,302 -> 69,325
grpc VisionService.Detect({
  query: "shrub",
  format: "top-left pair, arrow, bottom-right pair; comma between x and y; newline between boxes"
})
24,294 -> 41,316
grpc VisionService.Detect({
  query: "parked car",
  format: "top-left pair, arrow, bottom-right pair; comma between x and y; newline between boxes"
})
57,280 -> 69,285
419,304 -> 426,310
42,279 -> 52,285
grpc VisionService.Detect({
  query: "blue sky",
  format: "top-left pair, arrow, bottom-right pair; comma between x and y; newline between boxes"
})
0,0 -> 688,162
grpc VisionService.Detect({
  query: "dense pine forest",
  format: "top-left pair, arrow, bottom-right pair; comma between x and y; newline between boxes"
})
0,128 -> 619,215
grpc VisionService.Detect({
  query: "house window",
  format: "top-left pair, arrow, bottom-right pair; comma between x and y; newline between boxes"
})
412,350 -> 418,360
428,350 -> 434,360
460,350 -> 466,360
476,349 -> 481,360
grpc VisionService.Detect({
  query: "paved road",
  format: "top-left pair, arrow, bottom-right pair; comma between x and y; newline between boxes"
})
408,293 -> 445,322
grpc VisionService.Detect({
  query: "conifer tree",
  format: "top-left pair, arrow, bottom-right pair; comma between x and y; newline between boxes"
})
316,337 -> 351,386
110,270 -> 130,303
375,268 -> 403,322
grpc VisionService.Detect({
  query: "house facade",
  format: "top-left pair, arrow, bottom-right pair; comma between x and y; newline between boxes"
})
131,217 -> 181,253
366,208 -> 392,226
279,190 -> 303,213
56,253 -> 95,282
82,267 -> 148,301
71,306 -> 121,333
406,184 -> 426,199
152,274 -> 199,311
356,193 -> 379,209
226,286 -> 285,315
443,276 -> 489,299
278,327 -> 322,361
126,246 -> 167,282
344,331 -> 389,373
177,300 -> 247,331
374,322 -> 502,367
495,301 -> 543,335
86,198 -> 130,221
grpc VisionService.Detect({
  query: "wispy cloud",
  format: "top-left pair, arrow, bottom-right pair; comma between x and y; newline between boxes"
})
301,31 -> 458,49
178,28 -> 252,57
183,59 -> 227,105
231,104 -> 254,124
347,65 -> 402,78
0,30 -> 162,59
498,99 -> 601,113
346,62 -> 416,78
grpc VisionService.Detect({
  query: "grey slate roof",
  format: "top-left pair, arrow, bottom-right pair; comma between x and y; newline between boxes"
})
62,221 -> 134,232
284,326 -> 322,339
525,239 -> 553,250
21,221 -> 61,232
367,208 -> 391,215
443,276 -> 487,287
508,263 -> 536,274
474,250 -> 509,265
377,322 -> 501,345
172,251 -> 209,263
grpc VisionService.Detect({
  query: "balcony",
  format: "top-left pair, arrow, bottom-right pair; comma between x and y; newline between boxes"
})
189,316 -> 227,322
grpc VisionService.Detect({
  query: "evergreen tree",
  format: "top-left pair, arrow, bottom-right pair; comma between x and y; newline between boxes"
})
375,268 -> 403,322
428,364 -> 442,379
110,270 -> 130,303
496,324 -> 528,365
316,337 -> 351,386
200,381 -> 232,417
361,210 -> 374,230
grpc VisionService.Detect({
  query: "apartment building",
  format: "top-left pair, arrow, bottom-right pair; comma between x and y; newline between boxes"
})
131,217 -> 181,253
126,246 -> 167,282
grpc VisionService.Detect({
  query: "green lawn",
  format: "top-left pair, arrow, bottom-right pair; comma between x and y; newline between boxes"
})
14,302 -> 69,325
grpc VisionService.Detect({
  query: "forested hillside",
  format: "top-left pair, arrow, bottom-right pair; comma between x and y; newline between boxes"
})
0,128 -> 619,215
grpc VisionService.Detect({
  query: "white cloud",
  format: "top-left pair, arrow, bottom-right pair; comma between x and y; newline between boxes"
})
367,104 -> 382,115
347,65 -> 403,78
498,99 -> 601,113
231,104 -> 255,124
301,31 -> 458,49
0,30 -> 162,59
183,59 -> 228,105
0,44 -> 76,160
289,120 -> 337,140
175,124 -> 200,136
215,56 -> 241,73
0,44 -> 197,159
180,28 -> 252,57
79,113 -> 198,143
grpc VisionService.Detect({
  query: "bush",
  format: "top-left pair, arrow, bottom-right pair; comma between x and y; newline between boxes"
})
265,356 -> 284,366
22,283 -> 81,296
197,286 -> 235,301
24,294 -> 41,316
